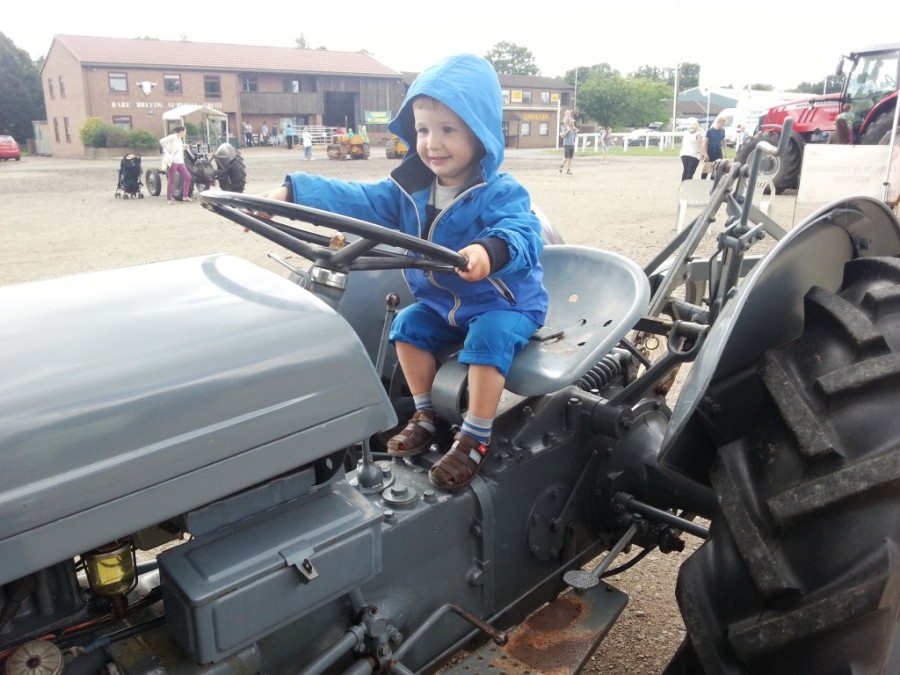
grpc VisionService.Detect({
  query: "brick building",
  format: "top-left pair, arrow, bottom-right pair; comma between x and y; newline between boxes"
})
40,35 -> 574,158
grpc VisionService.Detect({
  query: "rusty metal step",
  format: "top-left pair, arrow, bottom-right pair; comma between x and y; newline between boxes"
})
441,582 -> 628,674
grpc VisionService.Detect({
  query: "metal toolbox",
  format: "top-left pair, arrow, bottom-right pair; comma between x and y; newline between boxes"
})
158,480 -> 383,663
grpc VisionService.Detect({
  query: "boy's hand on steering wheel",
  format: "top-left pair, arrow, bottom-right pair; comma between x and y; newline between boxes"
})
242,186 -> 290,229
457,244 -> 490,281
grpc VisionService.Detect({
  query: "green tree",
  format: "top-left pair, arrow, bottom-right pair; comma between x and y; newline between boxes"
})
794,73 -> 843,94
748,82 -> 774,91
576,68 -> 670,129
630,65 -> 668,82
295,35 -> 310,49
484,42 -> 540,76
0,32 -> 45,141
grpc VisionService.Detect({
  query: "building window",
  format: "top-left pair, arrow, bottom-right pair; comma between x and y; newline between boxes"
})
53,118 -> 60,142
501,89 -> 510,105
63,117 -> 72,142
164,74 -> 182,94
540,91 -> 550,105
522,91 -> 532,104
204,76 -> 222,99
112,116 -> 133,130
561,92 -> 572,107
48,78 -> 55,99
283,79 -> 301,93
539,122 -> 549,137
511,90 -> 523,104
58,76 -> 66,98
108,72 -> 128,93
521,122 -> 531,137
241,76 -> 258,92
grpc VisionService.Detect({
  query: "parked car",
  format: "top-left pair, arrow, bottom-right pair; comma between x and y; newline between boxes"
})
0,135 -> 21,161
625,122 -> 662,146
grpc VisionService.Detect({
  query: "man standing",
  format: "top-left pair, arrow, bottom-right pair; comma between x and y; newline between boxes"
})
302,127 -> 313,160
286,123 -> 294,150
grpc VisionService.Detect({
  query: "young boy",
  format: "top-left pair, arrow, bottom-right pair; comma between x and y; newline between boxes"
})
259,53 -> 548,490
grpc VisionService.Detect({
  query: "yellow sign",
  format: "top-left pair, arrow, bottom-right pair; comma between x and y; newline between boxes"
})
364,111 -> 392,125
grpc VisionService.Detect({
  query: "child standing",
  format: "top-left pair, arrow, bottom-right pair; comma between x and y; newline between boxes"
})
259,53 -> 548,490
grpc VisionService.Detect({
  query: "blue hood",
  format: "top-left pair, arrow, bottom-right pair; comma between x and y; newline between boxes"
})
388,53 -> 504,180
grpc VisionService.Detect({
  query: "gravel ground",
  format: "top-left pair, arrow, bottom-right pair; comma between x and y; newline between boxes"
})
0,145 -> 822,673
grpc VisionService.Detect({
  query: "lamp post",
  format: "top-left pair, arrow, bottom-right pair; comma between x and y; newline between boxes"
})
672,64 -> 679,136
574,66 -> 579,115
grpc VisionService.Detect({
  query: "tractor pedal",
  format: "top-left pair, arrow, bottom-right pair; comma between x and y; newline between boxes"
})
441,582 -> 628,674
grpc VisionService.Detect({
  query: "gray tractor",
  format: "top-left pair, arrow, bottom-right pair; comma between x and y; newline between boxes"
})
145,140 -> 247,201
1,122 -> 898,675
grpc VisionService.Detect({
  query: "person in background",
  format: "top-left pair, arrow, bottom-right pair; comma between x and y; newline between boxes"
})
302,127 -> 313,160
243,121 -> 253,148
702,116 -> 726,179
601,126 -> 613,165
829,117 -> 853,144
159,125 -> 193,205
837,103 -> 856,140
734,124 -> 746,153
255,53 -> 548,491
679,118 -> 705,181
286,123 -> 294,150
260,121 -> 270,146
559,117 -> 577,174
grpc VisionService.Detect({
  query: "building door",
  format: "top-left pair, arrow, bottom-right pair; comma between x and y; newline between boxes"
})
324,92 -> 357,130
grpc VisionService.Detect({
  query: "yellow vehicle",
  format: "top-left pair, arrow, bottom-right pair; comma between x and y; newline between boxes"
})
384,136 -> 408,159
327,132 -> 370,160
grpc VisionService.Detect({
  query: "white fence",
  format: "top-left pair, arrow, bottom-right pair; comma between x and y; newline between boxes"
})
564,132 -> 681,152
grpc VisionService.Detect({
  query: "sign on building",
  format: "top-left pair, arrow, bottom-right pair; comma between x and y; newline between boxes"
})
364,111 -> 392,125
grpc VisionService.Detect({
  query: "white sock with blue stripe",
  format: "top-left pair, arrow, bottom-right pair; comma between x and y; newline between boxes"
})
461,412 -> 492,445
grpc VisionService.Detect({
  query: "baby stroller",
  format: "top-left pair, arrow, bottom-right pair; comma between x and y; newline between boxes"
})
115,153 -> 144,199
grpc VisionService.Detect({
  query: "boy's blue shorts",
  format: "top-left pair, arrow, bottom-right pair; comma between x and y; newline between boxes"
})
389,303 -> 539,377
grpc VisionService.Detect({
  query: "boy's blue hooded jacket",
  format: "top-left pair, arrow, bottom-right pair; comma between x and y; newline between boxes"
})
286,53 -> 547,328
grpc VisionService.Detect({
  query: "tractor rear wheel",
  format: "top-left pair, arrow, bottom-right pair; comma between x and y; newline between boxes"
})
672,256 -> 900,674
859,108 -> 898,146
735,130 -> 802,194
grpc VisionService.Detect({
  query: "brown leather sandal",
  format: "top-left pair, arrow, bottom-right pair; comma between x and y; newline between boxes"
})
387,410 -> 437,457
429,432 -> 489,490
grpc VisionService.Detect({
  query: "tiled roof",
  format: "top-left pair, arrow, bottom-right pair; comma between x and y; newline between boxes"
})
52,35 -> 403,78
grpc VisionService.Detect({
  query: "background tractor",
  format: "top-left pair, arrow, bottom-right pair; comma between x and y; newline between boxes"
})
737,43 -> 900,193
145,140 -> 247,200
384,135 -> 409,159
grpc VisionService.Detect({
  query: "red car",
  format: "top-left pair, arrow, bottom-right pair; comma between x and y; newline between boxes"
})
0,135 -> 21,161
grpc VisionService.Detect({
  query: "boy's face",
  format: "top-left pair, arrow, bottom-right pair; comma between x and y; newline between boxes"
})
413,98 -> 479,187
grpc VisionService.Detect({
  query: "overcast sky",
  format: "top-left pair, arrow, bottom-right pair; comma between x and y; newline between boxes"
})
8,1 -> 898,92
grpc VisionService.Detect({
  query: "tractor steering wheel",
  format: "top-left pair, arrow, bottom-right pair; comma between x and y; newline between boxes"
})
200,191 -> 468,274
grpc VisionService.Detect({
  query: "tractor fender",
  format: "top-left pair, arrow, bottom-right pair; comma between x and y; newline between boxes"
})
213,141 -> 239,168
660,196 -> 900,480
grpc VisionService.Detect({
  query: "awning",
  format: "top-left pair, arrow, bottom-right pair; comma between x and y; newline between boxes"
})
162,105 -> 229,143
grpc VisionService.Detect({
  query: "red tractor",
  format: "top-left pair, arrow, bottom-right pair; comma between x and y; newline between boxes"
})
737,43 -> 900,193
